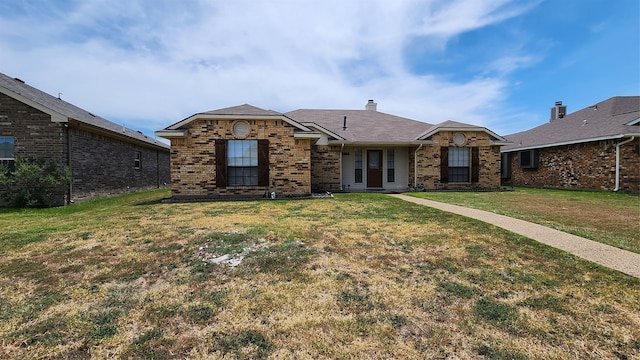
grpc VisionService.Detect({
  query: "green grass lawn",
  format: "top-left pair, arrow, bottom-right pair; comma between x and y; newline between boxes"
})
407,187 -> 640,253
0,189 -> 638,359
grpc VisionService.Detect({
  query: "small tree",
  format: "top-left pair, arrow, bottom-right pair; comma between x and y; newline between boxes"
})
0,157 -> 70,208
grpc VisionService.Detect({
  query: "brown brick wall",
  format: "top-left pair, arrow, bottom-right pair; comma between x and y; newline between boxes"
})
415,131 -> 502,190
0,93 -> 68,205
169,118 -> 312,198
0,92 -> 170,206
311,145 -> 341,192
68,125 -> 170,202
507,139 -> 640,193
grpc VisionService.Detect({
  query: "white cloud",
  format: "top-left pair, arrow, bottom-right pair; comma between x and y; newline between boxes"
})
0,0 -> 542,135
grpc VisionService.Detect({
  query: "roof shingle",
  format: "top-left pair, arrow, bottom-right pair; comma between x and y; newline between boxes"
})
503,96 -> 640,152
0,72 -> 168,149
285,109 -> 432,142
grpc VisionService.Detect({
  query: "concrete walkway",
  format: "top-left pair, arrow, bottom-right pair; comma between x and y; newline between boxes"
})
389,194 -> 640,279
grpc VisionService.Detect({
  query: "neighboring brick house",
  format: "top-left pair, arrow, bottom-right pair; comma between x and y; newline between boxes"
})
156,100 -> 509,199
0,72 -> 171,206
501,96 -> 640,193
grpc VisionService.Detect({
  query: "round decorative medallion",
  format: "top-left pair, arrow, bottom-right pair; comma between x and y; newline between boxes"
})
453,133 -> 466,146
233,121 -> 249,138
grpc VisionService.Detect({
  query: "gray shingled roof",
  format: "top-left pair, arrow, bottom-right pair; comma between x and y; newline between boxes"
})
285,109 -> 432,142
503,96 -> 640,152
0,72 -> 168,149
158,103 -> 507,144
201,104 -> 282,117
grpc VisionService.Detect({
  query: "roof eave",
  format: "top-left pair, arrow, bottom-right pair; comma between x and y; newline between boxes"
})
294,132 -> 322,139
328,140 -> 435,146
155,129 -> 188,138
417,126 -> 507,142
301,123 -> 346,141
501,133 -> 639,153
490,141 -> 513,146
167,113 -> 312,133
67,119 -> 169,150
624,117 -> 640,125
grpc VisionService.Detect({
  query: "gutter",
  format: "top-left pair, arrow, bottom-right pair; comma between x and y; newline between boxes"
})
614,136 -> 635,192
328,140 -> 434,146
501,134 -> 634,153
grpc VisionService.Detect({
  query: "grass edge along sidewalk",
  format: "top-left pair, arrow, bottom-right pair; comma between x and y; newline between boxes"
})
390,193 -> 640,279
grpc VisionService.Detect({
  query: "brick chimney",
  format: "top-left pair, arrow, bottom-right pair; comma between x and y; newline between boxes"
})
550,101 -> 567,121
366,99 -> 377,111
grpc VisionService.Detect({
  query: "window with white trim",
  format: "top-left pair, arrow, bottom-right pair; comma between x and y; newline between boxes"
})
0,137 -> 15,172
387,149 -> 395,182
354,148 -> 363,183
227,140 -> 259,186
448,147 -> 470,182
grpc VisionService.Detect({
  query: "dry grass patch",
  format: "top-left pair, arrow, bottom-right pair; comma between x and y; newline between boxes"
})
0,190 -> 638,359
409,187 -> 640,253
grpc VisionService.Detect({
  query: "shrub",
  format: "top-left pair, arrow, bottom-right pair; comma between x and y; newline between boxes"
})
0,157 -> 70,208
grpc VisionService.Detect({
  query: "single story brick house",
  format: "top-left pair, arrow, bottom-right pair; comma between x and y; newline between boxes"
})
501,96 -> 640,193
155,100 -> 509,199
0,72 -> 171,206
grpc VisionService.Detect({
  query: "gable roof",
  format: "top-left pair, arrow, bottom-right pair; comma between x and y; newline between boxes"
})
286,109 -> 508,145
417,120 -> 508,143
0,72 -> 168,150
157,102 -> 509,145
286,109 -> 432,143
502,96 -> 640,152
201,104 -> 283,117
156,104 -> 316,138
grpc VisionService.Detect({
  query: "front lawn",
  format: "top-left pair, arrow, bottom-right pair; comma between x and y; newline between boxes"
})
0,190 -> 638,359
407,187 -> 640,253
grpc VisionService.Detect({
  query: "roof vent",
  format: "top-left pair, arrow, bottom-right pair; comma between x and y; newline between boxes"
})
366,99 -> 377,111
550,101 -> 567,121
343,116 -> 347,130
13,78 -> 25,83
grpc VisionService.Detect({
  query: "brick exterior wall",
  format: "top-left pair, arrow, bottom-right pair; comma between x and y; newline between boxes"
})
0,92 -> 170,206
506,139 -> 640,193
415,131 -> 502,190
310,145 -> 341,192
169,118 -> 312,198
68,125 -> 170,202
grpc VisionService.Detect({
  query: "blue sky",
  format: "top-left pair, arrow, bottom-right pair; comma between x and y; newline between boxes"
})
0,0 -> 638,139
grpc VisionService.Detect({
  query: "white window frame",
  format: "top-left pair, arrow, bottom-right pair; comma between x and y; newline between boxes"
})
0,137 -> 15,171
448,147 -> 470,182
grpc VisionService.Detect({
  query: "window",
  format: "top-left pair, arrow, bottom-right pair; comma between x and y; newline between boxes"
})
440,147 -> 480,184
227,140 -> 258,186
354,148 -> 363,183
519,150 -> 538,169
387,149 -> 395,182
134,151 -> 141,169
448,147 -> 470,182
0,137 -> 15,172
215,139 -> 269,188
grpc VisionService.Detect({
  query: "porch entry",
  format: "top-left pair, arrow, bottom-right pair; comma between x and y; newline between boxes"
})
367,150 -> 383,187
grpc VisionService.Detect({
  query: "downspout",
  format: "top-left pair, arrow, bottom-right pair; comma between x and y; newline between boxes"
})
414,143 -> 423,189
340,143 -> 344,191
614,136 -> 634,192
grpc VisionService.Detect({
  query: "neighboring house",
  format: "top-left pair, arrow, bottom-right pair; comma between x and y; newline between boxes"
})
0,72 -> 170,206
155,100 -> 509,199
501,96 -> 640,193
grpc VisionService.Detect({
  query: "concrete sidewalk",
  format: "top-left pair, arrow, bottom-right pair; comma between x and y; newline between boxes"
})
390,194 -> 640,279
